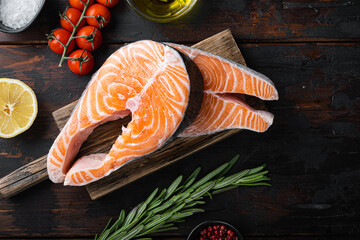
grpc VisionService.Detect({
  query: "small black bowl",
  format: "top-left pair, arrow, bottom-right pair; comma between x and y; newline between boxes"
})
187,220 -> 244,240
0,0 -> 45,33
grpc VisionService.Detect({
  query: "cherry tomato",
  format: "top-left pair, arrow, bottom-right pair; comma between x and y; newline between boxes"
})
69,0 -> 94,11
76,26 -> 102,51
85,4 -> 111,29
68,50 -> 94,75
47,28 -> 75,55
60,7 -> 85,32
96,0 -> 119,8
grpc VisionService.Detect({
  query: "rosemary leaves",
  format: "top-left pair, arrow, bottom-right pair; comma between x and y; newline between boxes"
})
95,154 -> 270,240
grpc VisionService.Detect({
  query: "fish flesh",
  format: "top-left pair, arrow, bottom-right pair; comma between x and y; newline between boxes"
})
47,40 -> 203,185
48,41 -> 278,187
180,93 -> 274,136
49,40 -> 203,185
166,44 -> 278,137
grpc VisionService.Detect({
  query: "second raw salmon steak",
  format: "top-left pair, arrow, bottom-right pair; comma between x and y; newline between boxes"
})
167,44 -> 278,137
47,40 -> 203,185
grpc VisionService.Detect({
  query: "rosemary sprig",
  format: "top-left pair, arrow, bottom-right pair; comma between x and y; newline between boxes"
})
95,155 -> 270,240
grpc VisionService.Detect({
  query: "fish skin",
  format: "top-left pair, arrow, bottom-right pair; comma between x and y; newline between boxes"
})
170,48 -> 203,138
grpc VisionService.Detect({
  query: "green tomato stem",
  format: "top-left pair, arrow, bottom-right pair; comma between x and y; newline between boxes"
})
58,0 -> 91,67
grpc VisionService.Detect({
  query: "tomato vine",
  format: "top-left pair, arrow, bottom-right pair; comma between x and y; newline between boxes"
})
59,0 -> 92,67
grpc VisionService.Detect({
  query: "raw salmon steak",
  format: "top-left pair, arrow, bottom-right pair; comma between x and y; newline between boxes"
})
47,40 -> 203,185
166,44 -> 278,137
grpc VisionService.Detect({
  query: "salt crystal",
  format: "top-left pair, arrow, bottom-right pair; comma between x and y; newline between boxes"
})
0,0 -> 42,29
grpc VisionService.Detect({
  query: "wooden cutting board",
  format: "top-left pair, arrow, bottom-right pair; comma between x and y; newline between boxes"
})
0,29 -> 263,200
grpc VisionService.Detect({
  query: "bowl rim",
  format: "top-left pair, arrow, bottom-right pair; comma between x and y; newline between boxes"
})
0,0 -> 46,34
187,220 -> 244,240
126,0 -> 198,23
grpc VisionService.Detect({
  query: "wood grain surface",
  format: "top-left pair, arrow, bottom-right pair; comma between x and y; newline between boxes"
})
1,0 -> 360,44
0,41 -> 358,238
0,0 -> 359,239
0,29 -> 254,199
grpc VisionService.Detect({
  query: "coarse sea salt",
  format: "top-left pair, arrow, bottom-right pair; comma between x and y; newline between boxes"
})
0,0 -> 42,29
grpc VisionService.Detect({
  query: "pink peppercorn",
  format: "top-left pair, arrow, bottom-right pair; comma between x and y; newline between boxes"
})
197,224 -> 240,240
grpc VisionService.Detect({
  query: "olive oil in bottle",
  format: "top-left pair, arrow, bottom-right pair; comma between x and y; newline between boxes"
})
132,0 -> 195,20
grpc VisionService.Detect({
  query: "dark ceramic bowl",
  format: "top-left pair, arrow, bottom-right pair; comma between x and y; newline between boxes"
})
187,221 -> 244,240
0,0 -> 45,33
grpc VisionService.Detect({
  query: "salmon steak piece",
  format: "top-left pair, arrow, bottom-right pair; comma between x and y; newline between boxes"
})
166,44 -> 278,137
47,40 -> 203,185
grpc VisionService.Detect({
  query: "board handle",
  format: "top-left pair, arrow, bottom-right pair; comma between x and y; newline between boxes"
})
0,156 -> 48,198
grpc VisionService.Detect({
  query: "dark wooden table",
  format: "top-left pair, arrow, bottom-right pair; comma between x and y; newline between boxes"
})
1,0 -> 359,239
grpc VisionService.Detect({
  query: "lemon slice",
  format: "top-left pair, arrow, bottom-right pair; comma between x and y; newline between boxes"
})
0,78 -> 38,138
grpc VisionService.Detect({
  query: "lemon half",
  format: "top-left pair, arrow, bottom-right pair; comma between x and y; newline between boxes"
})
0,78 -> 38,138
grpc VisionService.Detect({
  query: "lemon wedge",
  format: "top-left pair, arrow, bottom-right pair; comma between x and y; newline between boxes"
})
0,78 -> 38,138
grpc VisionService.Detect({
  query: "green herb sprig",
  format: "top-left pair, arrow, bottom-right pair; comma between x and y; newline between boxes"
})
95,155 -> 270,240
